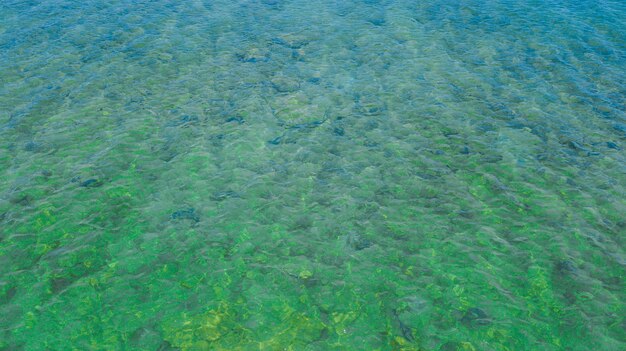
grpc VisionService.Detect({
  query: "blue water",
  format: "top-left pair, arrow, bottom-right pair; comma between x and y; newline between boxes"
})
1,1 -> 625,350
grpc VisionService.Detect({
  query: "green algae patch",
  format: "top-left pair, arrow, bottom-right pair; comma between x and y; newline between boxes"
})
161,303 -> 326,350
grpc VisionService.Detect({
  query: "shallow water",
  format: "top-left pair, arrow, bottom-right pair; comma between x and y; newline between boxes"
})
1,0 -> 625,350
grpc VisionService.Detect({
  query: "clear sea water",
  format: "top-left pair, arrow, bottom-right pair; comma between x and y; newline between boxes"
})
1,1 -> 625,350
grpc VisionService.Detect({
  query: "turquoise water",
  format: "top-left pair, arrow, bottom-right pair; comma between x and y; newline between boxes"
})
1,0 -> 625,350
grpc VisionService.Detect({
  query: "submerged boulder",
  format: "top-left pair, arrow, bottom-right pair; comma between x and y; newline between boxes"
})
171,207 -> 199,223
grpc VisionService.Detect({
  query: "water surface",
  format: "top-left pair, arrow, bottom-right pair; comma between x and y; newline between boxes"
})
1,0 -> 625,350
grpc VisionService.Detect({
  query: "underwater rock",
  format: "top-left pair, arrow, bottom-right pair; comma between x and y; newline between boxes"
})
555,260 -> 577,275
80,178 -> 103,188
171,207 -> 199,222
156,340 -> 178,351
365,120 -> 379,130
268,136 -> 283,145
368,18 -> 386,26
158,149 -> 178,162
0,286 -> 17,304
400,295 -> 430,314
354,94 -> 386,116
392,309 -> 415,342
489,102 -> 517,120
168,115 -> 198,127
271,77 -> 301,93
480,154 -> 503,163
612,123 -> 626,134
606,141 -> 620,150
271,34 -> 309,49
236,48 -> 270,63
290,216 -> 313,230
506,121 -> 527,129
567,140 -> 589,152
461,307 -> 491,327
443,129 -> 460,137
210,190 -> 239,201
475,123 -> 496,133
356,104 -> 385,116
130,326 -> 161,347
316,161 -> 346,182
225,116 -> 245,124
346,232 -> 372,251
24,141 -> 47,153
272,38 -> 298,51
333,127 -> 345,136
9,193 -> 34,206
432,149 -> 445,155
565,140 -> 601,156
271,91 -> 326,126
364,140 -> 379,148
50,277 -> 74,294
261,0 -> 283,10
530,125 -> 549,142
457,209 -> 474,219
440,341 -> 467,351
209,133 -> 226,147
290,49 -> 305,61
287,120 -> 326,130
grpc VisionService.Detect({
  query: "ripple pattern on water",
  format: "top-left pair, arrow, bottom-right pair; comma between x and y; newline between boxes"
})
0,1 -> 624,350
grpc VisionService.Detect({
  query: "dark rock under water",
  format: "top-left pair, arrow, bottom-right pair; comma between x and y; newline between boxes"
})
171,208 -> 200,223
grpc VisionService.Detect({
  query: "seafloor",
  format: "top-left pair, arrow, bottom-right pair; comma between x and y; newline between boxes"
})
0,0 -> 624,350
